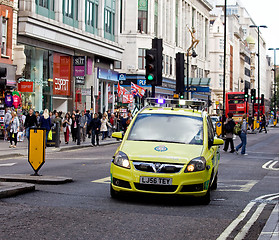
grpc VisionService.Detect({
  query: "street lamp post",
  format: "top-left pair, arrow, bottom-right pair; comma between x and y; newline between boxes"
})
249,25 -> 267,120
268,48 -> 279,122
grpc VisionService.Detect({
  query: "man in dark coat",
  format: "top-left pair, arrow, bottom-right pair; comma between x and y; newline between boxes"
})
24,108 -> 38,140
89,113 -> 101,146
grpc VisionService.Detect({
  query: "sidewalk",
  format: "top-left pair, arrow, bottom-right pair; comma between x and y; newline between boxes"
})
0,135 -> 119,159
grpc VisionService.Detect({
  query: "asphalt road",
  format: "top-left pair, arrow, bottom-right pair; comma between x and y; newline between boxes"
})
0,128 -> 278,240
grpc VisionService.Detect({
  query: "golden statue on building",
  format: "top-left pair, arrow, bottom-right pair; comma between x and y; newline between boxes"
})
186,25 -> 199,56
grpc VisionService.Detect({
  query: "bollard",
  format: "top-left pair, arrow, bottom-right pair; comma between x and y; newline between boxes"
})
55,122 -> 60,148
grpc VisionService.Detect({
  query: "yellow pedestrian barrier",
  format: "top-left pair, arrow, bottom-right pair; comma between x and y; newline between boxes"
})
253,120 -> 257,130
216,121 -> 222,137
28,128 -> 46,175
273,119 -> 277,126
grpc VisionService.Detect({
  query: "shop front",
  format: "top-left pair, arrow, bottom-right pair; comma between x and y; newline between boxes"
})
22,46 -> 73,113
95,68 -> 118,114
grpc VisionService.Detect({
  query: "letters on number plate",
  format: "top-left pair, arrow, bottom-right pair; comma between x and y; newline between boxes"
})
140,177 -> 172,185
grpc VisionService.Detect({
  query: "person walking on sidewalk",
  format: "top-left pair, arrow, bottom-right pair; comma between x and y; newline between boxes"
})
71,114 -> 78,142
24,108 -> 38,140
259,113 -> 267,133
79,110 -> 88,142
236,114 -> 248,155
62,113 -> 71,144
39,109 -> 52,145
89,113 -> 101,146
4,108 -> 12,141
9,111 -> 19,148
223,112 -> 236,153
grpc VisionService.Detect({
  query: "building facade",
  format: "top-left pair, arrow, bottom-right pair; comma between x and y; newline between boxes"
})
117,0 -> 212,101
15,0 -> 124,113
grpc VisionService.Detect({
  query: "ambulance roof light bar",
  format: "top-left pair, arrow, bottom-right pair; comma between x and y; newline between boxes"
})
146,98 -> 205,109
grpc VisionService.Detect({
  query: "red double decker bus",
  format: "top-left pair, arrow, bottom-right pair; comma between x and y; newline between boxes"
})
225,92 -> 251,122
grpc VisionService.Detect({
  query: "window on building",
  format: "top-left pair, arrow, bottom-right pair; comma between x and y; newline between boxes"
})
219,55 -> 224,69
86,0 -> 98,34
154,0 -> 158,37
63,0 -> 78,27
245,67 -> 251,77
138,0 -> 148,33
138,49 -> 146,70
104,0 -> 115,41
36,0 -> 55,19
163,54 -> 165,74
175,0 -> 178,46
219,39 -> 224,49
1,18 -> 7,56
170,56 -> 173,75
219,74 -> 223,88
114,61 -> 121,69
166,56 -> 169,75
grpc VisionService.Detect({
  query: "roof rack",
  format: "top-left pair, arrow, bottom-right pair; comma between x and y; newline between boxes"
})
145,98 -> 205,111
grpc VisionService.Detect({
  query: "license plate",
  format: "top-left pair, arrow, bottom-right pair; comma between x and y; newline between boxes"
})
140,177 -> 172,185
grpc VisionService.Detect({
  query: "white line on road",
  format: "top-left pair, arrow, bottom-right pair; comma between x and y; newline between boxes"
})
234,203 -> 266,240
217,192 -> 279,240
262,160 -> 279,171
0,163 -> 17,167
216,202 -> 256,240
91,176 -> 111,184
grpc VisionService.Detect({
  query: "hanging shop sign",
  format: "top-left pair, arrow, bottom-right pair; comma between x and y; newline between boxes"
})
74,56 -> 86,77
53,54 -> 71,96
97,68 -> 119,82
76,76 -> 85,85
18,82 -> 33,92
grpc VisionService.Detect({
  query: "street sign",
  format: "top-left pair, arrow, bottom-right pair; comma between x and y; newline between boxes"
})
216,122 -> 222,137
185,86 -> 210,92
28,128 -> 46,175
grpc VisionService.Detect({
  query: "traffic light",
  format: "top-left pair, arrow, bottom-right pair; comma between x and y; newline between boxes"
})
251,89 -> 256,101
176,52 -> 185,96
152,38 -> 163,86
145,49 -> 157,83
261,94 -> 264,106
244,86 -> 249,99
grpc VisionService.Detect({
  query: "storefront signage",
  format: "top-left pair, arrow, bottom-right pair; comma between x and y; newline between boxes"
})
123,94 -> 133,104
137,79 -> 146,86
81,88 -> 91,96
97,68 -> 119,82
118,73 -> 126,81
74,56 -> 86,77
185,86 -> 210,92
53,54 -> 71,96
18,82 -> 33,92
75,76 -> 85,85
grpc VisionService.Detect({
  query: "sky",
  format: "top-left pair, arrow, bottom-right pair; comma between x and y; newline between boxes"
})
240,0 -> 279,61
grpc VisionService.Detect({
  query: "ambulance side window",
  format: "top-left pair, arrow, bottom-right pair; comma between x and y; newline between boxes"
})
207,117 -> 214,148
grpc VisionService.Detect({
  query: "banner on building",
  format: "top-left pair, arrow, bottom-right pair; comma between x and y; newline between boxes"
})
53,54 -> 71,96
131,82 -> 145,97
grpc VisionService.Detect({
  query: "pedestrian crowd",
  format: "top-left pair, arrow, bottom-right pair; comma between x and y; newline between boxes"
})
3,107 -> 133,148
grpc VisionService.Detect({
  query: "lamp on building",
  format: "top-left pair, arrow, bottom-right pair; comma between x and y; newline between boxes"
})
249,24 -> 267,119
268,47 -> 279,122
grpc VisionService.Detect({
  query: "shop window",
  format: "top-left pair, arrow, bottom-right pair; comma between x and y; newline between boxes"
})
104,0 -> 115,41
138,49 -> 146,70
35,0 -> 55,19
63,0 -> 79,28
85,0 -> 98,35
1,18 -> 7,56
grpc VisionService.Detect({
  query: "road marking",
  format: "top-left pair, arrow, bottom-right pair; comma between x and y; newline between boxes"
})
91,176 -> 111,184
217,193 -> 279,240
0,163 -> 17,167
216,202 -> 256,240
262,158 -> 279,171
234,203 -> 266,240
217,180 -> 258,192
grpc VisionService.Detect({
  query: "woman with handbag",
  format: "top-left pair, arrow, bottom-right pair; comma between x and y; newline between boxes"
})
62,113 -> 71,144
9,111 -> 20,148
